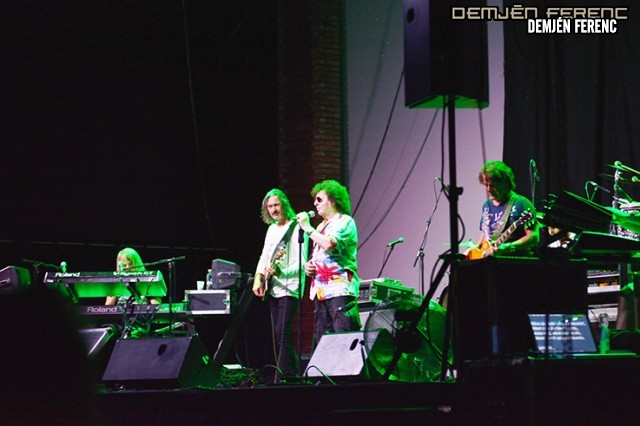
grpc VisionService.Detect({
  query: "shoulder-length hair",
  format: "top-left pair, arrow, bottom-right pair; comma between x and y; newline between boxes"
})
117,247 -> 145,271
260,188 -> 295,224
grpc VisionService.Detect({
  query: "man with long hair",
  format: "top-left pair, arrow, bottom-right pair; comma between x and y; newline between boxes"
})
254,188 -> 308,379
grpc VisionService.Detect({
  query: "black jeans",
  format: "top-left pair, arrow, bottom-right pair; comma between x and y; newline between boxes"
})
269,295 -> 299,377
313,295 -> 361,348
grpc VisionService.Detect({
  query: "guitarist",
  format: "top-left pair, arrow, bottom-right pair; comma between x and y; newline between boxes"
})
471,161 -> 540,257
253,188 -> 309,379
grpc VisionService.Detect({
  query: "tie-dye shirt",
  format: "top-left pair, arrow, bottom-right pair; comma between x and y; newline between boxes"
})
309,214 -> 359,301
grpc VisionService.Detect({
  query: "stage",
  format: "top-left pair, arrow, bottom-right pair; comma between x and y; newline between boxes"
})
6,355 -> 639,425
93,354 -> 640,425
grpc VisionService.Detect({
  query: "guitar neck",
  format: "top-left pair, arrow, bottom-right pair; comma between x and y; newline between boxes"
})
495,220 -> 521,246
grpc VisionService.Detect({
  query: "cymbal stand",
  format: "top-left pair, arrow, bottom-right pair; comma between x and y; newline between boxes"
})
610,168 -> 622,235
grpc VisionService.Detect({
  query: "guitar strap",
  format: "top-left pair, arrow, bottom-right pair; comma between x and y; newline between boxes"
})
490,194 -> 516,241
270,220 -> 298,262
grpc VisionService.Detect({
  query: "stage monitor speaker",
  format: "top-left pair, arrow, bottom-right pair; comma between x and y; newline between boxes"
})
0,265 -> 31,294
403,0 -> 488,108
102,335 -> 208,389
453,257 -> 588,368
306,329 -> 393,380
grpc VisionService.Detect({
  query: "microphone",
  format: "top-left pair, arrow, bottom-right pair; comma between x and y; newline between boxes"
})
60,261 -> 67,273
633,176 -> 640,183
530,159 -> 540,182
587,181 -> 611,194
298,211 -> 316,218
387,237 -> 405,248
615,160 -> 623,167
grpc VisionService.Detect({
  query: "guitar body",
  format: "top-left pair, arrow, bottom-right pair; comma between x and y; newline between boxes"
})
259,272 -> 271,301
465,209 -> 534,261
259,247 -> 286,301
466,240 -> 493,260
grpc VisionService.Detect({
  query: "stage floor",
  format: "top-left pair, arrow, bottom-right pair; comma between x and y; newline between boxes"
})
95,354 -> 640,426
11,355 -> 638,426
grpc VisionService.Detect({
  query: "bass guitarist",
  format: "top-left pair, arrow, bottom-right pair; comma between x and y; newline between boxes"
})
253,188 -> 309,380
468,161 -> 540,259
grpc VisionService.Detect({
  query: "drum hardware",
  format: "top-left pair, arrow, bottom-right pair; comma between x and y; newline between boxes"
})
598,174 -> 639,185
608,161 -> 640,177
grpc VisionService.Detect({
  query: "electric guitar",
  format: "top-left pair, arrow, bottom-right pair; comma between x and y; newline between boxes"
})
466,210 -> 535,260
259,245 -> 286,301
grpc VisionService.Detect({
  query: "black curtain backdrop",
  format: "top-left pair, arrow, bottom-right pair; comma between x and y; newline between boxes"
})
503,0 -> 640,210
1,1 -> 278,272
1,1 -> 278,370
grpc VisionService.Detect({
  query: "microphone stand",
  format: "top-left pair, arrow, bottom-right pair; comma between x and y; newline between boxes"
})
143,256 -> 186,337
382,96 -> 463,382
297,227 -> 305,376
377,245 -> 397,278
530,159 -> 540,207
22,259 -> 65,289
413,180 -> 443,295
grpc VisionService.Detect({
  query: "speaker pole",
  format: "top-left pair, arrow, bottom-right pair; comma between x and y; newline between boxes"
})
398,0 -> 488,382
439,95 -> 462,380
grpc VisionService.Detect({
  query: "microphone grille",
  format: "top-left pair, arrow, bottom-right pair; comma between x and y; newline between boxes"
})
308,211 -> 316,218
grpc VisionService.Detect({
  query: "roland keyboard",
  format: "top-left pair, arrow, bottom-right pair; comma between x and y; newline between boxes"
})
44,270 -> 164,284
43,270 -> 167,298
76,303 -> 188,323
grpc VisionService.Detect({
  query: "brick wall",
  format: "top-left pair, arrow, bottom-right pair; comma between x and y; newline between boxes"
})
277,0 -> 344,355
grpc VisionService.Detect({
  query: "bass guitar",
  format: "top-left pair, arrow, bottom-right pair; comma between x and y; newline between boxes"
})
466,210 -> 534,260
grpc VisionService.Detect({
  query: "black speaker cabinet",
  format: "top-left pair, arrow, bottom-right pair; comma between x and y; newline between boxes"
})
453,257 -> 587,367
102,335 -> 208,389
0,265 -> 31,294
403,0 -> 488,108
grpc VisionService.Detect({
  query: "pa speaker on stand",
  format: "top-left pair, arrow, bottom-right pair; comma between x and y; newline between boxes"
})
403,0 -> 488,109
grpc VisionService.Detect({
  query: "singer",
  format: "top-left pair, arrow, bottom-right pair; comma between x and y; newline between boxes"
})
469,161 -> 540,258
296,179 -> 361,347
253,188 -> 309,379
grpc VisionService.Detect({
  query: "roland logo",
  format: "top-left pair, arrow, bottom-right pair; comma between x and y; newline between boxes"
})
86,306 -> 118,314
54,272 -> 80,277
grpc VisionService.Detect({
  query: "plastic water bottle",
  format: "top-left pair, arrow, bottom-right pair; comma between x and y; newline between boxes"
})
599,313 -> 610,354
206,269 -> 213,290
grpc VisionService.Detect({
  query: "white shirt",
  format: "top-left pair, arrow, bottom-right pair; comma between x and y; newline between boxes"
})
255,220 -> 308,298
